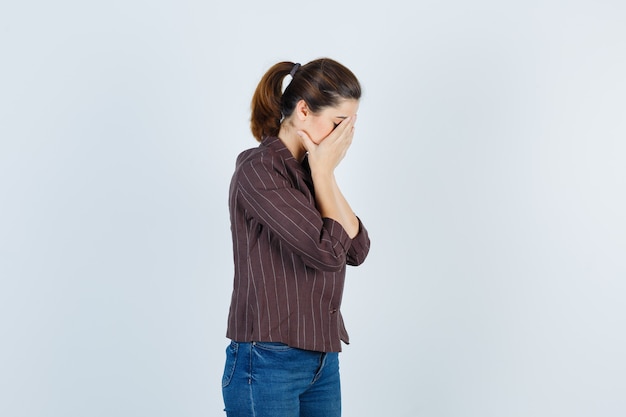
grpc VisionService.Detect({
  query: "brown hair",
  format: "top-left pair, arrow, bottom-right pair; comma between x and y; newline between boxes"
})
250,58 -> 362,142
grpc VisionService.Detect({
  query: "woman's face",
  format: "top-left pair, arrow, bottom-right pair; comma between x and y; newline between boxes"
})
304,99 -> 359,144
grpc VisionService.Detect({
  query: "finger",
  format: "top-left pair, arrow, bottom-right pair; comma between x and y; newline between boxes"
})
340,115 -> 355,125
336,115 -> 355,135
323,116 -> 354,144
337,119 -> 355,143
297,130 -> 316,153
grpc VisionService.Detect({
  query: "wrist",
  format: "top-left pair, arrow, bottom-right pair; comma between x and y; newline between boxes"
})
311,170 -> 335,183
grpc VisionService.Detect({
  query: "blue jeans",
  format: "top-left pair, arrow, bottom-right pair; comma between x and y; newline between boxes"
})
221,341 -> 341,417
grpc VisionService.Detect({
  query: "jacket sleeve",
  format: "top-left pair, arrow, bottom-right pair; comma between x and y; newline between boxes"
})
235,154 -> 352,272
346,217 -> 370,266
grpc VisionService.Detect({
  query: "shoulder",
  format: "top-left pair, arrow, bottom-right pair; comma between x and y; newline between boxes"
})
233,146 -> 289,190
236,146 -> 285,174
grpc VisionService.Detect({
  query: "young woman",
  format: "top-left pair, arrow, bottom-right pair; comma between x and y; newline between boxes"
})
222,58 -> 371,417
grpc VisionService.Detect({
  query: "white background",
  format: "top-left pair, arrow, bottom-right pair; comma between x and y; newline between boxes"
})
1,1 -> 625,416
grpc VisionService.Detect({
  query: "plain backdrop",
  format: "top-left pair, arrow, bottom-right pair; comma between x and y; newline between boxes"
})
1,0 -> 625,416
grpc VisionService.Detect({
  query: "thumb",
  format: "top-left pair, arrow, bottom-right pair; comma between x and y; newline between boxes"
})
297,130 -> 316,153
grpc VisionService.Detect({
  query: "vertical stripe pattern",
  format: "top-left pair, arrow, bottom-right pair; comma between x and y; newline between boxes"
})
226,136 -> 370,353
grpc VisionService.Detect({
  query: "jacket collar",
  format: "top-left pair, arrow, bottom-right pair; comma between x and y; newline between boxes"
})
261,136 -> 297,163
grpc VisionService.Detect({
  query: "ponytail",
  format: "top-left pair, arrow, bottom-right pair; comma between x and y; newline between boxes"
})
250,62 -> 294,142
250,58 -> 362,142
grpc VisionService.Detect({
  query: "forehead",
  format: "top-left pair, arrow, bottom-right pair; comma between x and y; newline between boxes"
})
321,99 -> 359,117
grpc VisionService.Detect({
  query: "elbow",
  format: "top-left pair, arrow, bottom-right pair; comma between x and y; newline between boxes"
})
347,256 -> 365,267
347,250 -> 369,266
346,240 -> 370,267
303,253 -> 347,273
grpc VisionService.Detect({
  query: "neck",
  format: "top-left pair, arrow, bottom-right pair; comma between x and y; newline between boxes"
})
277,122 -> 306,162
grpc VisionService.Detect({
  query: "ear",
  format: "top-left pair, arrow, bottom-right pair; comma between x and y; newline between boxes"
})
294,99 -> 309,121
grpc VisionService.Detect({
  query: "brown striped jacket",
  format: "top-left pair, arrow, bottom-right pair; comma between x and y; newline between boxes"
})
226,136 -> 370,352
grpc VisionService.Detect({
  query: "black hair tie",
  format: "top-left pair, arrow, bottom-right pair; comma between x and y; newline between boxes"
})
289,63 -> 300,78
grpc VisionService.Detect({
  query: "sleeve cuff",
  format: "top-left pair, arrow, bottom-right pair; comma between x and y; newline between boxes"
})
322,217 -> 352,254
349,217 -> 369,253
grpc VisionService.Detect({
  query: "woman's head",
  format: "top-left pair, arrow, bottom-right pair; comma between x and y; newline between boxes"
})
250,58 -> 361,142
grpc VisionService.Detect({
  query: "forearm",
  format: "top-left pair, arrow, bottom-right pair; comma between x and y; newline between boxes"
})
312,172 -> 359,238
236,159 -> 353,272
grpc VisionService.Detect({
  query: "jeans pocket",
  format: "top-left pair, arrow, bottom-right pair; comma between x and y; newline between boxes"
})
253,341 -> 294,352
222,341 -> 238,388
